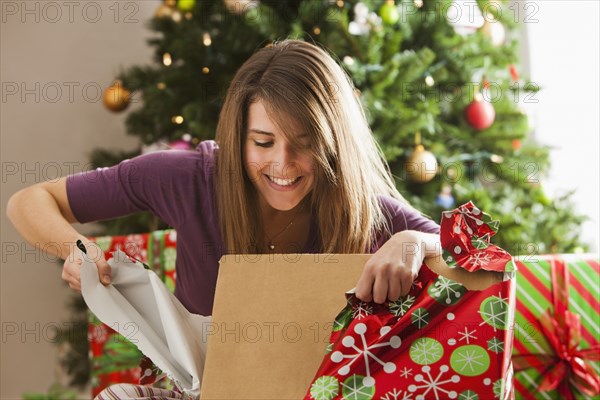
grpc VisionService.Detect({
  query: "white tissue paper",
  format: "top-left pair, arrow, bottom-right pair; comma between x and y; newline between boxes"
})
80,249 -> 211,400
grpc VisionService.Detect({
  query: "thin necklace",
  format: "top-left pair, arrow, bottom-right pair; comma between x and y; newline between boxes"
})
264,200 -> 307,251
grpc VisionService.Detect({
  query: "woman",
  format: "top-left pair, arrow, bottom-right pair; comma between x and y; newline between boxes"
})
7,38 -> 443,399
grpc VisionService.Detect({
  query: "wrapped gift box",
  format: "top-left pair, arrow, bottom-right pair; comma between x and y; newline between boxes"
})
512,254 -> 600,399
305,202 -> 517,400
87,229 -> 177,398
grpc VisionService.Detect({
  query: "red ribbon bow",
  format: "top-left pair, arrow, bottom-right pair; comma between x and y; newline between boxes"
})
440,201 -> 513,273
513,258 -> 600,399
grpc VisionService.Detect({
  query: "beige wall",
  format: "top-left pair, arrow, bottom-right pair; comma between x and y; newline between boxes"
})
1,1 -> 158,398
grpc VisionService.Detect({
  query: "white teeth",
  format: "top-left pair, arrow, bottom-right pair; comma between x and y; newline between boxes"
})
267,175 -> 300,186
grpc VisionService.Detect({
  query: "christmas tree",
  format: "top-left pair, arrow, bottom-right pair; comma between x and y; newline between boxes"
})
64,0 -> 586,387
97,0 -> 586,255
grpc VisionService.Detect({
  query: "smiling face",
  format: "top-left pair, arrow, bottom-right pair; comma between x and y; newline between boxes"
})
243,100 -> 314,212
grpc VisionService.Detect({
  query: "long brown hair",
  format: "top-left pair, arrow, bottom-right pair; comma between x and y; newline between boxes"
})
215,39 -> 409,254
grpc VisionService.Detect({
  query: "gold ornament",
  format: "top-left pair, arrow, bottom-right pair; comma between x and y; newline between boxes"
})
405,132 -> 438,183
164,0 -> 176,7
406,144 -> 438,183
155,4 -> 174,19
103,81 -> 131,112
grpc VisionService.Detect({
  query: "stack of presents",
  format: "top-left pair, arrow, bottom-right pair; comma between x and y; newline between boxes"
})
87,203 -> 599,399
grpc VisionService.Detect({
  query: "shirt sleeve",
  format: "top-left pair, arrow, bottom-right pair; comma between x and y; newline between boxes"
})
382,195 -> 441,235
66,145 -> 213,228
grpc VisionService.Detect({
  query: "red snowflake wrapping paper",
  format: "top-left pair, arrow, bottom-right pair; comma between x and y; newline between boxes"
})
305,202 -> 517,400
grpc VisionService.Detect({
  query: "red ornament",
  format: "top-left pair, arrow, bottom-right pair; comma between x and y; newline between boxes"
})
465,94 -> 496,130
510,64 -> 519,81
512,139 -> 522,150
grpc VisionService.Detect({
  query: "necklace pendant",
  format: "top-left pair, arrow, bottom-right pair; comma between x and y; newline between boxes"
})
269,244 -> 275,250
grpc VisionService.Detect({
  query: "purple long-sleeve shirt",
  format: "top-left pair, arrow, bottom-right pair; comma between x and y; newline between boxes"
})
66,140 -> 440,315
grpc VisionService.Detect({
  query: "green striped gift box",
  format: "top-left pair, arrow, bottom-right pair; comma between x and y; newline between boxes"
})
513,254 -> 600,400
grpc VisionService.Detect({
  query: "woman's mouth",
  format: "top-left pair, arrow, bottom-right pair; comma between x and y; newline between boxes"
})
263,174 -> 303,191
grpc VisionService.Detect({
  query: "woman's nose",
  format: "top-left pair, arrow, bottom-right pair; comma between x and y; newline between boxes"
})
272,143 -> 299,177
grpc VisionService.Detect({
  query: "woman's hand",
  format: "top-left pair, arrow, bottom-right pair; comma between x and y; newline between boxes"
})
62,241 -> 111,292
354,230 -> 441,304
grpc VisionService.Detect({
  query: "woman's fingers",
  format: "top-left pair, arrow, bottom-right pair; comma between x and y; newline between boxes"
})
94,259 -> 112,285
372,273 -> 390,304
63,244 -> 111,292
400,254 -> 420,297
387,277 -> 402,302
354,282 -> 374,303
354,266 -> 375,302
356,261 -> 419,303
84,243 -> 111,285
62,252 -> 88,292
356,262 -> 402,304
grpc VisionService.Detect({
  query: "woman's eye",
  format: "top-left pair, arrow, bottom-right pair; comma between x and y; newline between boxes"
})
253,140 -> 273,148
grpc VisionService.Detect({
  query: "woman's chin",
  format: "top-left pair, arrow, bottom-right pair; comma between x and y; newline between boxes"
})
259,194 -> 305,212
265,201 -> 299,212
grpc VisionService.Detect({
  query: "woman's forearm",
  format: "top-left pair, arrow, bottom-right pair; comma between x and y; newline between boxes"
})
6,185 -> 88,261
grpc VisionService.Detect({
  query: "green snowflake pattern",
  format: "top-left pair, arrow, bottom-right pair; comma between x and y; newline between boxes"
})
487,338 -> 504,353
411,307 -> 430,329
459,390 -> 479,400
479,296 -> 510,331
409,337 -> 444,365
493,379 -> 507,399
341,375 -> 375,400
388,294 -> 415,317
450,345 -> 490,376
333,306 -> 353,332
504,258 -> 516,272
428,276 -> 466,305
471,236 -> 490,250
310,376 -> 339,400
442,248 -> 458,267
